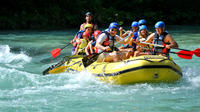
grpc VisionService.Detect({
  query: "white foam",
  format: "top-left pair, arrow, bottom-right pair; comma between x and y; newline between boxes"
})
0,45 -> 31,68
188,75 -> 200,88
64,70 -> 100,89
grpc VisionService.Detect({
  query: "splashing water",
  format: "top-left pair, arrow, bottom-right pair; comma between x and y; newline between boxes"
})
0,29 -> 200,112
0,45 -> 31,68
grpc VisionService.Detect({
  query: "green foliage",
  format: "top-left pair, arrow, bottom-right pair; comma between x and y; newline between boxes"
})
0,0 -> 200,30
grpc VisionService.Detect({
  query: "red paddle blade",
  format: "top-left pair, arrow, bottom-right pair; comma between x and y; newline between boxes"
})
51,48 -> 61,58
177,50 -> 193,59
193,48 -> 200,57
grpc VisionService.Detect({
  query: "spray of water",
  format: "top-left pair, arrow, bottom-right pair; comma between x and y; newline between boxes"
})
0,45 -> 31,68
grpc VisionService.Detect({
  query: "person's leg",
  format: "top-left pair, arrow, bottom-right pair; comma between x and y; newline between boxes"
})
97,53 -> 114,62
134,46 -> 143,57
134,50 -> 140,57
143,51 -> 152,55
110,51 -> 122,62
96,53 -> 105,62
126,48 -> 134,58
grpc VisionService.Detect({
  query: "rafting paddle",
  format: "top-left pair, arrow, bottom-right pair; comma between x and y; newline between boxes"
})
170,50 -> 193,59
82,52 -> 103,67
43,47 -> 87,75
193,48 -> 200,57
51,43 -> 71,58
140,42 -> 200,59
174,48 -> 200,57
82,32 -> 133,67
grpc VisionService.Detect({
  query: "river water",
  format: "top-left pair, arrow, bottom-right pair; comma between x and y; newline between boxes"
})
0,26 -> 200,112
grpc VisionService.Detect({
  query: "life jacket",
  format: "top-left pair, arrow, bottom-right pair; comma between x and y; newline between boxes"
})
76,30 -> 85,39
152,31 -> 170,55
81,23 -> 95,31
71,30 -> 84,55
89,35 -> 96,41
72,30 -> 84,47
95,31 -> 116,53
78,39 -> 88,53
133,32 -> 139,40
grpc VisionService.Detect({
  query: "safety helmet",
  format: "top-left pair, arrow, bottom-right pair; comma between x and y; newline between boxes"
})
85,12 -> 92,16
155,21 -> 165,28
84,24 -> 93,30
139,25 -> 147,31
93,30 -> 101,37
131,21 -> 139,27
138,19 -> 147,26
109,22 -> 119,29
83,31 -> 91,37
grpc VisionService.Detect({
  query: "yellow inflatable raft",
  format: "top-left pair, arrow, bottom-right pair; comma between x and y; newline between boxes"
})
44,55 -> 182,85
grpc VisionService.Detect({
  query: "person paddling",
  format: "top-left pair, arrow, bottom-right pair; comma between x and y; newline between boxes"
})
95,22 -> 133,62
119,21 -> 139,58
144,21 -> 178,56
71,24 -> 93,55
74,31 -> 91,55
85,30 -> 101,55
134,25 -> 152,57
80,12 -> 98,31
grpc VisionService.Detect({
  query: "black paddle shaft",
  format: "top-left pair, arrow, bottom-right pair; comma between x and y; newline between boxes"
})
61,43 -> 71,50
82,53 -> 101,67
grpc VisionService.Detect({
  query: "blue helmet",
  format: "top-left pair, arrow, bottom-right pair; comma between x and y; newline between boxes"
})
139,25 -> 147,31
109,22 -> 119,29
155,21 -> 165,28
138,19 -> 146,26
131,21 -> 139,27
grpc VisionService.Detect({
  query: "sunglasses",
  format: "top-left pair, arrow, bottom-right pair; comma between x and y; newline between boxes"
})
111,28 -> 118,32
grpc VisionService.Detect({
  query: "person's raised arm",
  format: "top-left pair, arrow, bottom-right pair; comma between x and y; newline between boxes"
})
145,33 -> 155,43
85,42 -> 91,55
80,24 -> 85,31
89,43 -> 94,54
74,45 -> 79,55
118,32 -> 133,44
135,33 -> 155,47
119,27 -> 123,38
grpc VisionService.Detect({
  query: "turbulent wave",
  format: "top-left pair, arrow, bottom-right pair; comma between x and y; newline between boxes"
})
0,59 -> 199,112
182,66 -> 200,88
0,45 -> 31,68
0,44 -> 199,92
0,45 -> 199,112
